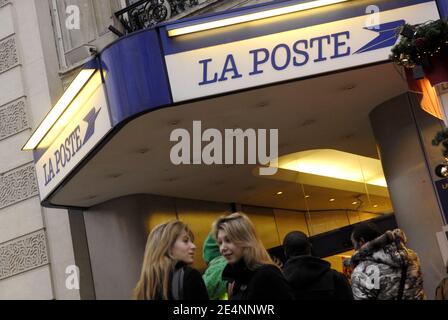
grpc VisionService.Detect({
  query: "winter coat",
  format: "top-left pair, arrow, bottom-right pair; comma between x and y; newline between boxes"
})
222,259 -> 294,300
283,255 -> 353,300
350,229 -> 425,300
202,233 -> 228,300
435,277 -> 448,300
155,263 -> 209,300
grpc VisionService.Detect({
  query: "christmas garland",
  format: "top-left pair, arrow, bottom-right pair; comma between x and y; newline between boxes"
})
390,19 -> 448,69
432,128 -> 448,158
390,20 -> 448,162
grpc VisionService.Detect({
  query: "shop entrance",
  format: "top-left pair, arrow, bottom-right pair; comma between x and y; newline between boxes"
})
62,61 -> 412,299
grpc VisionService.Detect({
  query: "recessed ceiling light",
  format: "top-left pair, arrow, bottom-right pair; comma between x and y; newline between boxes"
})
341,84 -> 356,91
342,133 -> 354,140
352,201 -> 358,205
108,173 -> 122,179
256,101 -> 270,108
329,198 -> 336,202
136,148 -> 151,154
300,119 -> 317,127
304,195 -> 310,198
276,191 -> 283,195
373,204 -> 379,208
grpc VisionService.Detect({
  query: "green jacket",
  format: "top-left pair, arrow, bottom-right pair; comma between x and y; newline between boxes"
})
202,233 -> 228,300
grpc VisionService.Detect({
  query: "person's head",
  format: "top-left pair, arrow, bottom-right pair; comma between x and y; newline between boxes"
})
351,221 -> 382,250
212,212 -> 274,270
134,220 -> 195,300
283,231 -> 311,259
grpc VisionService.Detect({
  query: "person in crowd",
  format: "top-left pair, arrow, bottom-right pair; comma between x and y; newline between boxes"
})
435,260 -> 448,300
282,231 -> 353,300
134,220 -> 209,300
202,232 -> 228,300
213,212 -> 293,300
350,221 -> 425,300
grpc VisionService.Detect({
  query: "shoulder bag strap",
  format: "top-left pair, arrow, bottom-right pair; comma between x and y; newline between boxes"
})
171,267 -> 185,300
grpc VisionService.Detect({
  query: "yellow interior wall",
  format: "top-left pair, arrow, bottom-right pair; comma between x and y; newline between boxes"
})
274,209 -> 309,242
306,211 -> 351,236
323,250 -> 354,273
145,211 -> 177,232
176,199 -> 230,271
242,206 -> 281,248
348,211 -> 379,224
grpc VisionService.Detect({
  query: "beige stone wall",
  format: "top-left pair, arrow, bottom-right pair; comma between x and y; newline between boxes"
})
0,0 -> 78,300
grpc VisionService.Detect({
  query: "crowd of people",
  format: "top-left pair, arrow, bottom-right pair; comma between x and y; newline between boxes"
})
133,212 -> 444,300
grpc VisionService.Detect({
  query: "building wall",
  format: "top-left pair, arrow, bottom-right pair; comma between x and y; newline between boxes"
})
0,0 -> 279,300
0,0 -> 78,300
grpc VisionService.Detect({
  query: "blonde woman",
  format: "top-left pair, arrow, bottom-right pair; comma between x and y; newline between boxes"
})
213,212 -> 293,300
134,220 -> 209,300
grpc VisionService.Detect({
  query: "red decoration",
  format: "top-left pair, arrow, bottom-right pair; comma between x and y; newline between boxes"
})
405,53 -> 448,120
414,37 -> 427,49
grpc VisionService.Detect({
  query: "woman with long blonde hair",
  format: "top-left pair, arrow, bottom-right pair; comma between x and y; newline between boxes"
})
213,212 -> 293,300
134,220 -> 209,300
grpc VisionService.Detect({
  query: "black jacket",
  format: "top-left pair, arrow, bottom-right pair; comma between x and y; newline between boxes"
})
283,256 -> 353,300
155,264 -> 209,300
222,260 -> 293,300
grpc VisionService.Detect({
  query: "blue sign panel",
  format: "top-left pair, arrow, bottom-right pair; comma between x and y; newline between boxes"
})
436,178 -> 448,223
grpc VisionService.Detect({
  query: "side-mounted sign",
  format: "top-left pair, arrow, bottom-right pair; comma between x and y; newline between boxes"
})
436,178 -> 448,223
164,1 -> 440,102
34,72 -> 112,201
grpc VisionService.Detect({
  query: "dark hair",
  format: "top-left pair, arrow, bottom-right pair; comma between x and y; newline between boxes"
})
351,222 -> 382,244
283,231 -> 311,258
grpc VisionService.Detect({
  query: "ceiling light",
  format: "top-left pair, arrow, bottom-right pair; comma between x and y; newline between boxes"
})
276,191 -> 283,195
341,84 -> 357,91
167,0 -> 351,37
304,195 -> 310,198
373,204 -> 379,208
256,101 -> 270,108
278,149 -> 388,187
435,163 -> 448,178
23,69 -> 96,150
329,198 -> 336,202
352,201 -> 358,205
300,119 -> 317,127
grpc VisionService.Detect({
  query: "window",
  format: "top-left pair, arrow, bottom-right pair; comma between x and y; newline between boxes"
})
52,0 -> 122,68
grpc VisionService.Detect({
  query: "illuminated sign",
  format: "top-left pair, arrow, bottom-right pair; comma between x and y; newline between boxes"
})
165,1 -> 440,102
35,74 -> 112,201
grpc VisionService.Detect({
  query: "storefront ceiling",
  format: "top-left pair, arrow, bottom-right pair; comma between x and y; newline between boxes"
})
49,62 -> 406,210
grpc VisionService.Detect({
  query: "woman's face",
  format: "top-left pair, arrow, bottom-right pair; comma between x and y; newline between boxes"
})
171,230 -> 196,264
217,229 -> 244,265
